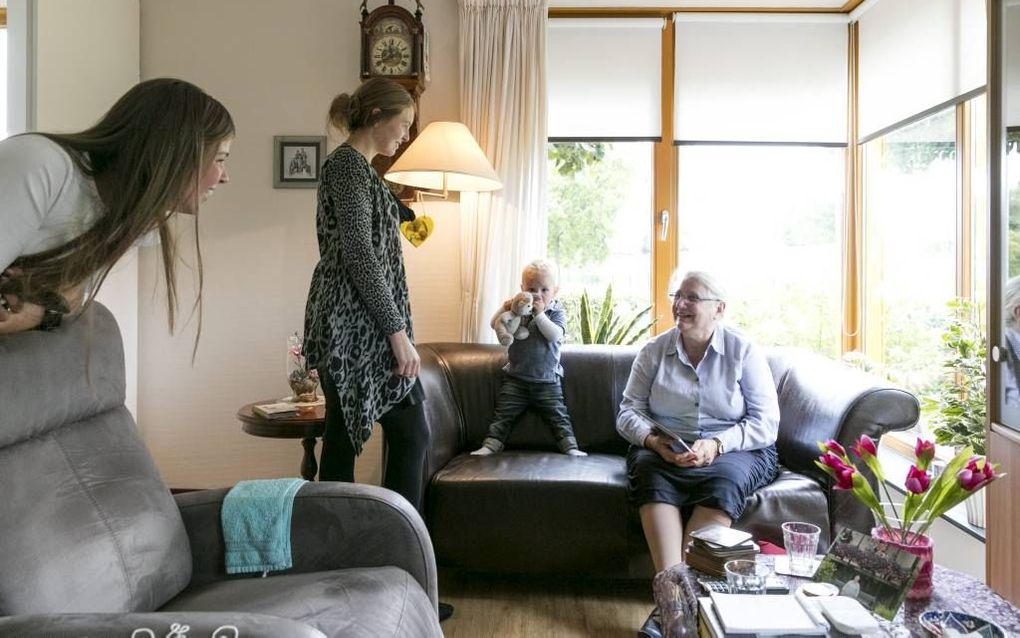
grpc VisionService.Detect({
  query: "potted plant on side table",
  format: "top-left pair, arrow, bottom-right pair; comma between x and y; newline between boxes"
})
922,299 -> 988,527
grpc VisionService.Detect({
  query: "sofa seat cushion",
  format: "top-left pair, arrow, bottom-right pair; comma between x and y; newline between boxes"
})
0,408 -> 191,615
160,567 -> 440,638
734,468 -> 830,549
428,452 -> 630,574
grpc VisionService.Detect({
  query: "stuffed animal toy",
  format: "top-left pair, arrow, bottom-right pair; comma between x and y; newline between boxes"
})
491,292 -> 534,346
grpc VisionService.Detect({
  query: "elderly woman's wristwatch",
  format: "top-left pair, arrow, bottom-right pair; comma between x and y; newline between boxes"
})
712,437 -> 724,455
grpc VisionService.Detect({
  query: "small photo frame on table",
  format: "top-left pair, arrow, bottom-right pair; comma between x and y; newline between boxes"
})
273,135 -> 326,189
812,526 -> 923,620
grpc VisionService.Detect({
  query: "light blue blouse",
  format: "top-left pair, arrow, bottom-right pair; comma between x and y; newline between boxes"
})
615,325 -> 780,453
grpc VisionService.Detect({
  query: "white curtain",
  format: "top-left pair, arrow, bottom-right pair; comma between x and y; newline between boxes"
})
458,0 -> 548,343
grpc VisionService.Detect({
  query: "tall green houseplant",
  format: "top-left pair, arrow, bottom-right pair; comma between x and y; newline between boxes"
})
577,285 -> 654,345
921,299 -> 987,455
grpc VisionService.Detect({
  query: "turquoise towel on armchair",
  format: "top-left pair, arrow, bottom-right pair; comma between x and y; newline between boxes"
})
221,478 -> 307,575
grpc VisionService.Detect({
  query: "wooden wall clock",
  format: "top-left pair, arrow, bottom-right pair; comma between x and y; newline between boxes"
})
360,0 -> 427,198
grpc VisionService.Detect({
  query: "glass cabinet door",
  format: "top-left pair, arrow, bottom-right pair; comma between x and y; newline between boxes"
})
996,2 -> 1020,431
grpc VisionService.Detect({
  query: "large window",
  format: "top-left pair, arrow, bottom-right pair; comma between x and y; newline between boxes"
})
862,107 -> 959,392
546,142 -> 653,343
543,10 -> 987,377
546,18 -> 662,344
676,145 -> 845,357
971,95 -> 988,307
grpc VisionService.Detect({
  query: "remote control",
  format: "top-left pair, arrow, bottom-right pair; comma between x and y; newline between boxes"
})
698,578 -> 730,594
698,576 -> 789,595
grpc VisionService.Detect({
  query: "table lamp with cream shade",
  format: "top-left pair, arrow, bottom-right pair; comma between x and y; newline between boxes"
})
385,121 -> 503,198
384,121 -> 501,247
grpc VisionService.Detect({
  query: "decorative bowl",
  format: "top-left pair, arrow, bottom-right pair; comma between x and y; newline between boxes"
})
919,610 -> 1007,638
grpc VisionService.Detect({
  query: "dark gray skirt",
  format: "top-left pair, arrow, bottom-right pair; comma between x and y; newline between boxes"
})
626,444 -> 779,520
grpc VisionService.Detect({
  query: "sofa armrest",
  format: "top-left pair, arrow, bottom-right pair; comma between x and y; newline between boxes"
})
417,344 -> 470,479
767,348 -> 919,536
769,348 -> 919,478
175,482 -> 438,607
0,612 -> 326,637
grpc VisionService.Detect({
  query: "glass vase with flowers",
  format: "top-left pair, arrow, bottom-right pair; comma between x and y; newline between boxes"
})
286,333 -> 319,403
815,435 -> 1003,600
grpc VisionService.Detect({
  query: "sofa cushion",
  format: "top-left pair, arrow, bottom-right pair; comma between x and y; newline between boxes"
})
734,468 -> 831,548
418,343 -> 635,455
0,304 -> 192,615
161,567 -> 440,638
428,452 -> 630,574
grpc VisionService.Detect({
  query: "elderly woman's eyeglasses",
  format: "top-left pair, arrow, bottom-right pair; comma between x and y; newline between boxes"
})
668,293 -> 721,304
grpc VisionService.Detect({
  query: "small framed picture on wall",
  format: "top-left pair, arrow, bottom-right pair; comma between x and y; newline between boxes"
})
273,136 -> 327,188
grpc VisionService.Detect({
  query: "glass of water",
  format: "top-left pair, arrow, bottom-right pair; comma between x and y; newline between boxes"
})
782,521 -> 821,576
723,559 -> 769,595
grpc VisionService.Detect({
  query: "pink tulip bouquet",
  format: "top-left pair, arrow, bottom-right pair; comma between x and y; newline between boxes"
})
815,435 -> 1004,544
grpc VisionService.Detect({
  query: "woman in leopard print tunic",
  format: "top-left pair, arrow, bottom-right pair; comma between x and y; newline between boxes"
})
302,78 -> 428,510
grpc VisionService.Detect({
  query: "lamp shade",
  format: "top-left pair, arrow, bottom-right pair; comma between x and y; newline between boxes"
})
384,121 -> 502,192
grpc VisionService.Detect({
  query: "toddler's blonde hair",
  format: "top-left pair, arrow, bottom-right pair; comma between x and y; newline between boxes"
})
522,259 -> 560,286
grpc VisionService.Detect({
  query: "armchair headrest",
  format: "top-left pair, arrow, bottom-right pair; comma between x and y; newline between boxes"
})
0,303 -> 125,449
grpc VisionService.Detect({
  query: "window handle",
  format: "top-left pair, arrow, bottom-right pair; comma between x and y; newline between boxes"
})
660,210 -> 669,242
991,345 -> 1003,363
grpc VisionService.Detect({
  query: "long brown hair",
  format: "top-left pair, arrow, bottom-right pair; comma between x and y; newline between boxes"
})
10,78 -> 234,337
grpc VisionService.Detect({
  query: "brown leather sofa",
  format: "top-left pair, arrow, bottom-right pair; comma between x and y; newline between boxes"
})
413,343 -> 919,579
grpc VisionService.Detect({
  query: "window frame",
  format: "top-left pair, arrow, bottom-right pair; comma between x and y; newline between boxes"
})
545,7 -> 987,362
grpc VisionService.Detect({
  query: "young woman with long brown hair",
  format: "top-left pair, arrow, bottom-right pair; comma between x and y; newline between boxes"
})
0,77 -> 234,337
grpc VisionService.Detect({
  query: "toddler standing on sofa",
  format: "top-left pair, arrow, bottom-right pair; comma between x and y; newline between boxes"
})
471,259 -> 587,457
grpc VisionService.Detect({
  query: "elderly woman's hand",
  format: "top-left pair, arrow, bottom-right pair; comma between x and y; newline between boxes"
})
644,433 -> 686,466
647,437 -> 720,468
689,438 -> 721,467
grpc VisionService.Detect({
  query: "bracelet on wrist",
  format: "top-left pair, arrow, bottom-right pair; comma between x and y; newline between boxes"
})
29,291 -> 70,332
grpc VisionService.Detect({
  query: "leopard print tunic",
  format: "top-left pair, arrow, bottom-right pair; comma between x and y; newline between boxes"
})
303,144 -> 415,454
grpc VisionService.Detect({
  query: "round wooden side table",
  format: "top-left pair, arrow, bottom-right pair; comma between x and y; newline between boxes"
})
236,400 -> 325,481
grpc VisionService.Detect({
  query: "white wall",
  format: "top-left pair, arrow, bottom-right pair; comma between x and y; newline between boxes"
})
137,0 -> 462,489
4,0 -> 31,136
33,0 -> 139,132
30,0 -> 140,415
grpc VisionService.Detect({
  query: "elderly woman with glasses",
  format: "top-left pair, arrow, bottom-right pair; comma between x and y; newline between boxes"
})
617,270 -> 780,635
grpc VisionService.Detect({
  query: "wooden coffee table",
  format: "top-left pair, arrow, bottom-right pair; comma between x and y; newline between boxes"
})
236,399 -> 325,481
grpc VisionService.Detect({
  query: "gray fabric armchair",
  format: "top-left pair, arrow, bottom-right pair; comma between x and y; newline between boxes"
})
0,303 -> 442,638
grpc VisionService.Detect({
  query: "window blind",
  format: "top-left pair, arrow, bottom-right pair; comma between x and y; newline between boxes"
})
673,13 -> 848,145
547,18 -> 663,140
856,0 -> 986,141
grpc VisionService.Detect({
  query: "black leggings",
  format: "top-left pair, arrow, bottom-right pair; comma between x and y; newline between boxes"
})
318,371 -> 430,512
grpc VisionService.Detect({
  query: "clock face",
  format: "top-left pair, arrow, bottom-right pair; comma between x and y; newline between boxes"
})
371,35 -> 413,76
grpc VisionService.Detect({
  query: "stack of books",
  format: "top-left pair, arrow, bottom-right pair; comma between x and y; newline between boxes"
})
683,524 -> 759,577
684,538 -> 760,577
252,401 -> 300,419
